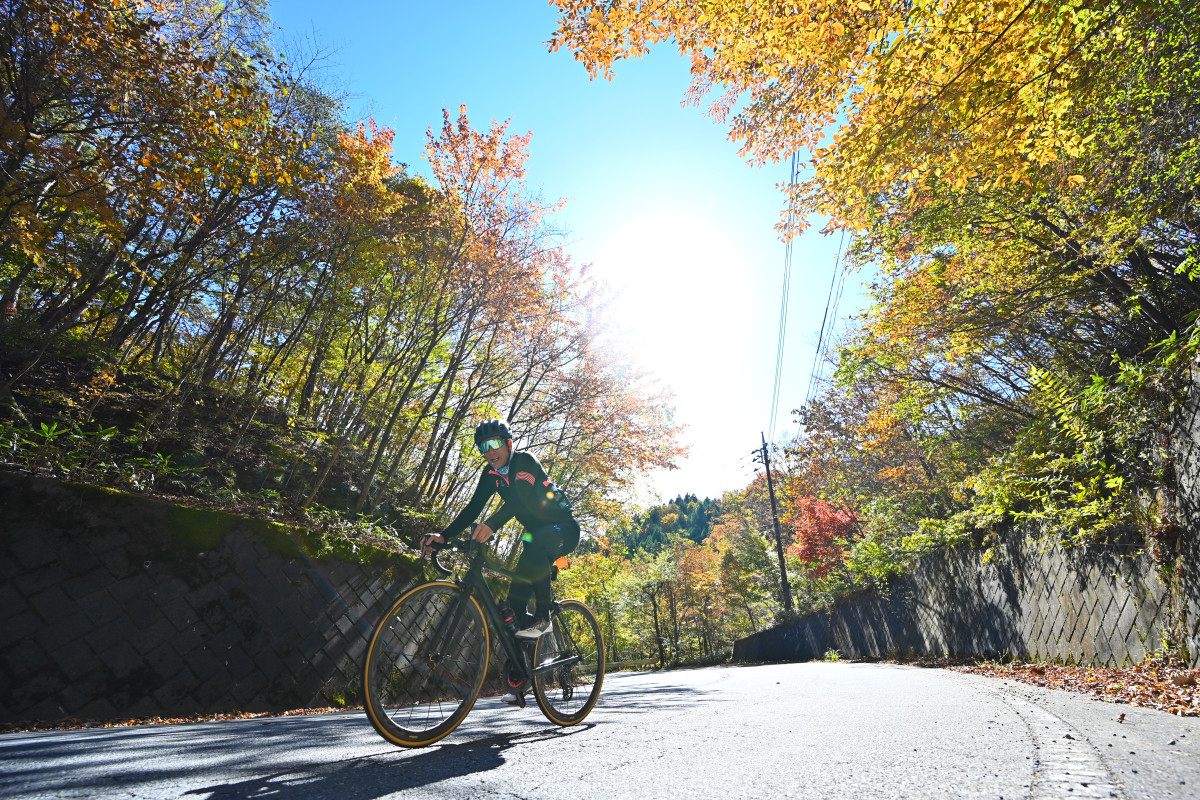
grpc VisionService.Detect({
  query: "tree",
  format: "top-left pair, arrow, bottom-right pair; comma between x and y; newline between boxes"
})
785,497 -> 857,580
0,3 -> 685,543
551,1 -> 1198,238
551,0 -> 1200,555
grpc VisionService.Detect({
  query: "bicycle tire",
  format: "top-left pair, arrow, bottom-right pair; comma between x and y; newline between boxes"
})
363,581 -> 489,747
531,598 -> 605,726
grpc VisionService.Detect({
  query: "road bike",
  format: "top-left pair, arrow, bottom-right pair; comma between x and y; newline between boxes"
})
362,534 -> 605,747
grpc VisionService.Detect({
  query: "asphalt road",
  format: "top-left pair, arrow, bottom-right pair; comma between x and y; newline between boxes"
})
3,662 -> 1200,799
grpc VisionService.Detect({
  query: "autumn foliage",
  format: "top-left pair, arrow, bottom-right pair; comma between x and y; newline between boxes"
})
552,0 -> 1197,241
552,0 -> 1198,590
957,657 -> 1200,718
545,0 -> 1200,653
785,497 -> 856,580
0,0 -> 682,535
539,492 -> 783,665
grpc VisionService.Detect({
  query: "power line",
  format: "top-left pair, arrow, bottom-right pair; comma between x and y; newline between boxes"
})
767,153 -> 800,443
804,227 -> 848,409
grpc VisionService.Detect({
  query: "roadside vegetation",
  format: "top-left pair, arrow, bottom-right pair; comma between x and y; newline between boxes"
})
3,0 -> 1198,673
0,0 -> 682,548
550,0 -> 1199,626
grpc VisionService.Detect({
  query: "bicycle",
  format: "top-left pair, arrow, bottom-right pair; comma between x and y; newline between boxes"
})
362,533 -> 605,747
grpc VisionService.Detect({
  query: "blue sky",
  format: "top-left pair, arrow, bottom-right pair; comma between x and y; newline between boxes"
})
268,0 -> 862,502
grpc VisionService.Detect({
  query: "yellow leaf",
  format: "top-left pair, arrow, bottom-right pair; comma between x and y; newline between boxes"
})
1068,174 -> 1085,186
831,21 -> 845,36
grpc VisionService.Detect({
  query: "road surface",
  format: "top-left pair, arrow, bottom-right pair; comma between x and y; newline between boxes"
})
3,662 -> 1199,799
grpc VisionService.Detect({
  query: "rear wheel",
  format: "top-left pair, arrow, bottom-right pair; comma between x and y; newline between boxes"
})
363,581 -> 489,747
531,599 -> 604,725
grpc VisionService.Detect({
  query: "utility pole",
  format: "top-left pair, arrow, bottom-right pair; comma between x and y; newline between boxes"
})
756,432 -> 794,612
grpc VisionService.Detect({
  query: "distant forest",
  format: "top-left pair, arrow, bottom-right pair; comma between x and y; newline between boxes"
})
597,494 -> 719,553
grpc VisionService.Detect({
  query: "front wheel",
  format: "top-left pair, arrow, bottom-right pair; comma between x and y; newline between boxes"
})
531,599 -> 605,726
363,581 -> 489,747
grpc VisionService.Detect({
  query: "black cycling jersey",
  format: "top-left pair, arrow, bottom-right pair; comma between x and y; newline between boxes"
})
439,450 -> 574,538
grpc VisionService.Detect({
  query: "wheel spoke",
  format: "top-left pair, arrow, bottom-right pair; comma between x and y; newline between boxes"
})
531,600 -> 604,726
363,583 -> 489,747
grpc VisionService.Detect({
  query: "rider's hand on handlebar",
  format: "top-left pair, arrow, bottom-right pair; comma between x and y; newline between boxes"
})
472,523 -> 494,543
420,533 -> 445,555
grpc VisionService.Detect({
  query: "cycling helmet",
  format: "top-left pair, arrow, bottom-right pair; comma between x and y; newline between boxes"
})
474,419 -> 513,448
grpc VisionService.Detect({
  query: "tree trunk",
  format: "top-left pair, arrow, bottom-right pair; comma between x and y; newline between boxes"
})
353,331 -> 456,513
649,586 -> 665,667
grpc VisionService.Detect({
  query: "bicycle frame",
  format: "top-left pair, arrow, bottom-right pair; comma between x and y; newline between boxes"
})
432,540 -> 585,683
432,539 -> 543,685
364,537 -> 602,747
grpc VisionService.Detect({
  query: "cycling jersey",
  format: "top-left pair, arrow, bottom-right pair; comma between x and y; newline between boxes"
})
439,450 -> 574,537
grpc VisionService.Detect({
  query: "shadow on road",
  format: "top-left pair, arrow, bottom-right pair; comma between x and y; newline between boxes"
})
0,673 -> 714,799
181,726 -> 593,799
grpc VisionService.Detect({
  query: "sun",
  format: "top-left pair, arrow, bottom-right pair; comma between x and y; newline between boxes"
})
591,208 -> 751,344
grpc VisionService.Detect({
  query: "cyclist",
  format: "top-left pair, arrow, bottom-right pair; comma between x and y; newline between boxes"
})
421,420 -> 579,683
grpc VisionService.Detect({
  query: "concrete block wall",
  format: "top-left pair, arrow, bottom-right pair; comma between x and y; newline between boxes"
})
733,530 -> 1191,667
0,471 -> 421,723
1172,361 -> 1200,664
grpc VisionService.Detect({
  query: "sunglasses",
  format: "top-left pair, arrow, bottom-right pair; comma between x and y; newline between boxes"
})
478,438 -> 505,453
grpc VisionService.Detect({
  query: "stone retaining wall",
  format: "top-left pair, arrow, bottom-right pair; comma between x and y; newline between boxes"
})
0,471 -> 422,723
734,529 -> 1200,667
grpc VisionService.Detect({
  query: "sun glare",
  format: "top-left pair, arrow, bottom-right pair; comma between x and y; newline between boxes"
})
590,207 -> 764,501
594,209 -> 751,348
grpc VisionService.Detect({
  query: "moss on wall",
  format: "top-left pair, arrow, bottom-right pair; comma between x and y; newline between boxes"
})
1,471 -> 426,721
168,505 -> 237,550
40,475 -> 419,572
